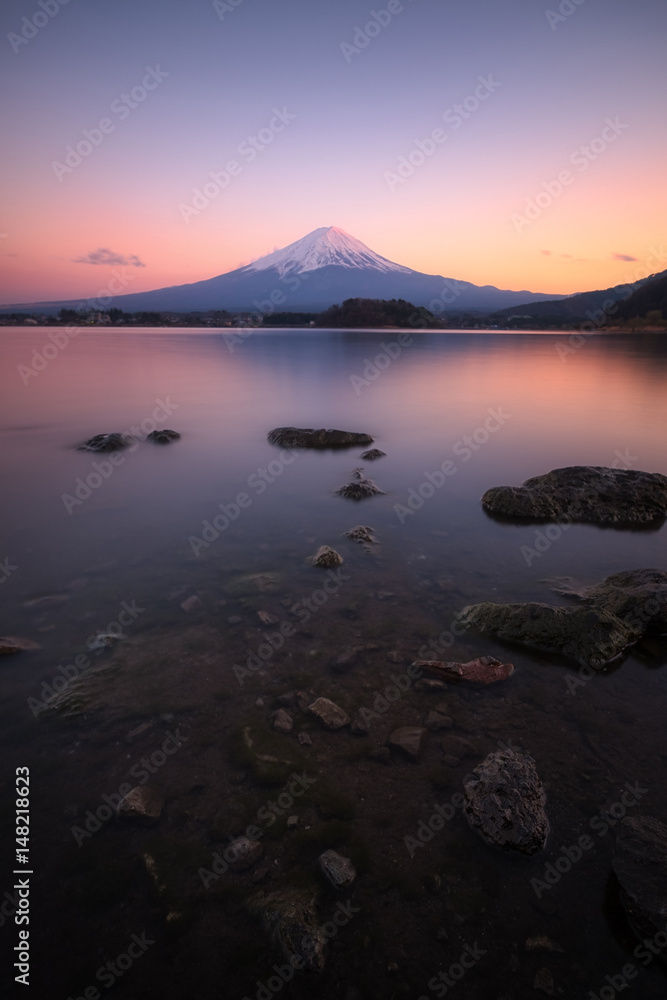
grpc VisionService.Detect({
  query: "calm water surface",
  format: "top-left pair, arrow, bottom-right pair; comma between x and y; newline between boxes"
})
1,327 -> 666,999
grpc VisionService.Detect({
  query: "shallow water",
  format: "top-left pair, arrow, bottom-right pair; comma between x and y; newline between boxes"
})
1,327 -> 666,999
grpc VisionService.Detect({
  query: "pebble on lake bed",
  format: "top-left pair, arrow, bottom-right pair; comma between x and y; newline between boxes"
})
318,849 -> 356,890
308,697 -> 350,730
117,786 -> 164,823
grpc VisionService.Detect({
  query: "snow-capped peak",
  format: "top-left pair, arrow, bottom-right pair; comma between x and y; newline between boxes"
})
244,226 -> 413,277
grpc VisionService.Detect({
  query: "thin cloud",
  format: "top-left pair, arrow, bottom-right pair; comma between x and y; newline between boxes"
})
611,252 -> 638,262
73,248 -> 145,267
540,250 -> 552,256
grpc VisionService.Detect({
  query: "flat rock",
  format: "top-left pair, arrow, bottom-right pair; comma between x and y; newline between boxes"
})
425,711 -> 453,732
268,427 -> 373,449
273,709 -> 294,734
0,636 -> 42,655
481,465 -> 667,526
336,478 -> 385,500
318,849 -> 356,890
117,785 -> 164,823
147,428 -> 180,443
413,656 -> 515,685
330,646 -> 364,673
309,545 -> 343,568
388,726 -> 428,759
414,678 -> 447,692
457,601 -> 641,667
308,697 -> 350,730
226,836 -> 263,871
612,815 -> 667,942
361,449 -> 386,460
78,432 -> 132,452
246,886 -> 327,973
463,749 -> 549,855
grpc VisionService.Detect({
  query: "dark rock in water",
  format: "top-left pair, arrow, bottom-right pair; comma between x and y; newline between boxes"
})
0,636 -> 42,655
549,568 -> 667,633
308,697 -> 350,730
336,478 -> 385,501
117,785 -> 164,823
457,602 -> 642,667
309,545 -> 343,568
246,886 -> 327,973
463,749 -> 549,855
225,836 -> 264,871
318,849 -> 356,890
147,428 -> 180,444
272,709 -> 293,734
361,449 -> 386,460
268,427 -> 373,449
481,465 -> 667,526
330,647 -> 364,673
388,726 -> 428,759
79,433 -> 132,452
413,656 -> 515,685
612,816 -> 667,943
343,525 -> 377,547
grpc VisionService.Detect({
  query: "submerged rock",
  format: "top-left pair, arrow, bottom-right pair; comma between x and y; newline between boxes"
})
147,428 -> 180,444
309,545 -> 343,568
117,785 -> 164,823
463,748 -> 549,855
308,697 -> 350,730
268,427 -> 373,449
246,886 -> 327,973
481,466 -> 667,526
78,433 -> 132,452
612,815 -> 667,943
550,568 -> 667,633
318,850 -> 356,890
336,478 -> 385,501
388,726 -> 428,759
273,709 -> 294,734
0,636 -> 42,655
343,525 -> 377,547
457,602 -> 641,667
413,656 -> 515,685
226,836 -> 264,871
361,449 -> 386,460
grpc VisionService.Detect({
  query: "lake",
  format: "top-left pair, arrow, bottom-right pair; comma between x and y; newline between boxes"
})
1,326 -> 666,999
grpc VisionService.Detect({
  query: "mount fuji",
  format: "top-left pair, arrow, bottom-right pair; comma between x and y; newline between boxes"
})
10,227 -> 565,315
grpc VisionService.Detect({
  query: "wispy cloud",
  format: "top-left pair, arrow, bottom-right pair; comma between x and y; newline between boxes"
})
540,249 -> 552,256
73,248 -> 145,267
611,252 -> 638,262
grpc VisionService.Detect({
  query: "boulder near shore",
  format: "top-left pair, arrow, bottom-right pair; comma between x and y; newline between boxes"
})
267,427 -> 373,449
481,466 -> 667,525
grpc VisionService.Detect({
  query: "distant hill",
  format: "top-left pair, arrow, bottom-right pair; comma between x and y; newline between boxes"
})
315,297 -> 439,328
612,272 -> 667,322
491,269 -> 667,323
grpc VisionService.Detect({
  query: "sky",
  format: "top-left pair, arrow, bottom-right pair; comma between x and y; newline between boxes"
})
1,0 -> 666,305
